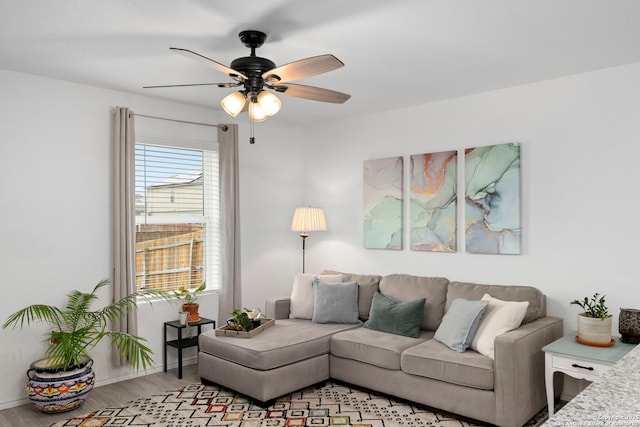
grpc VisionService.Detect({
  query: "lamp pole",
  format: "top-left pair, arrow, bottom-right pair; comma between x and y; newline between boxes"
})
300,232 -> 308,273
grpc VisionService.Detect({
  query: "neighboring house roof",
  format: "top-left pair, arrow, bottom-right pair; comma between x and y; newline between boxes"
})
150,170 -> 203,188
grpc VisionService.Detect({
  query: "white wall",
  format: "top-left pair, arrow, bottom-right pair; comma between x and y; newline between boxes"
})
298,62 -> 640,338
0,70 -> 304,409
236,120 -> 307,311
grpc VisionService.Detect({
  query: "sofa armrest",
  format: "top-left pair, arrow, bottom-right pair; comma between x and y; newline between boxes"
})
493,316 -> 563,427
265,297 -> 291,320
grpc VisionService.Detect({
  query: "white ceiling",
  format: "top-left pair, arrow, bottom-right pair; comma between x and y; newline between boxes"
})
2,0 -> 640,125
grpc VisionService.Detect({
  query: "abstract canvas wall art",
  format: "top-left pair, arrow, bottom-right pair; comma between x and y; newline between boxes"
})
465,143 -> 521,254
409,151 -> 457,252
363,156 -> 403,249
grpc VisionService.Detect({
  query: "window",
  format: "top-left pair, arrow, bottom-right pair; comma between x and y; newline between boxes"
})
134,140 -> 220,293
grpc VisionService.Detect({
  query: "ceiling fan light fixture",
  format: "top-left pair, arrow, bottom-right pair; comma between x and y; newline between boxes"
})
257,91 -> 281,117
221,91 -> 246,117
248,101 -> 267,122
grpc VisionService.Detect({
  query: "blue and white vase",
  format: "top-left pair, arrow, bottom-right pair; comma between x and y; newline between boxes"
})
26,357 -> 95,413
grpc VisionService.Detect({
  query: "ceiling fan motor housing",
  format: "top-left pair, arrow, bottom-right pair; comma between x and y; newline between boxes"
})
232,30 -> 276,95
230,56 -> 276,94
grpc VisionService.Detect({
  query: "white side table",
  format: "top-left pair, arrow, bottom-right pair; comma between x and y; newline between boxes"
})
542,333 -> 636,417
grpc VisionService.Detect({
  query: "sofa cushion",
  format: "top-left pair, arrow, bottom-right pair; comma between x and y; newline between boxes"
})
401,339 -> 494,390
331,327 -> 432,370
199,319 -> 358,371
321,270 -> 381,320
364,292 -> 425,338
289,273 -> 344,319
312,280 -> 360,324
446,281 -> 545,324
470,294 -> 529,359
434,298 -> 489,352
379,274 -> 449,331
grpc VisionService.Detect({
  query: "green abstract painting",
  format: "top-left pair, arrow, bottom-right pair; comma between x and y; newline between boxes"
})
465,143 -> 521,254
410,151 -> 457,252
363,157 -> 403,249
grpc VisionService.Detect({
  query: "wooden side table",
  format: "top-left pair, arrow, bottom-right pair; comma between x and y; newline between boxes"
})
164,317 -> 215,379
542,333 -> 636,417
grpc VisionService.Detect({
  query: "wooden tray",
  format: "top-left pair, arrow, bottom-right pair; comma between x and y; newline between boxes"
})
215,318 -> 275,338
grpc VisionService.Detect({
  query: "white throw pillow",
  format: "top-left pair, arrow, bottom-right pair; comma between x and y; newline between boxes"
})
470,294 -> 529,359
289,273 -> 343,319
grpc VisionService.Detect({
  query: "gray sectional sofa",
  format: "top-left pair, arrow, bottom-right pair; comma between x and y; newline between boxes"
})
198,271 -> 563,427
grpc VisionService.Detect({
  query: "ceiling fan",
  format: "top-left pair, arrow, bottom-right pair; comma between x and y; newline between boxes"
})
144,30 -> 351,124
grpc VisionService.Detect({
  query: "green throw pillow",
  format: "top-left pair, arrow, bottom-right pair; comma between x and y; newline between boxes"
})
364,292 -> 426,338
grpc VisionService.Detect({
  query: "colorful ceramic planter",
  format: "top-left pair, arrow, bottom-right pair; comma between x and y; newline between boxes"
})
26,357 -> 95,413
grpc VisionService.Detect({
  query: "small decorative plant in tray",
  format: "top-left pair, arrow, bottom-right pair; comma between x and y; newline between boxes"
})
215,308 -> 274,338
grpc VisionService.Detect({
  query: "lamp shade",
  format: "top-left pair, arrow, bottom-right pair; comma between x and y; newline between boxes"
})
221,92 -> 246,117
248,101 -> 267,122
291,207 -> 327,232
257,91 -> 281,116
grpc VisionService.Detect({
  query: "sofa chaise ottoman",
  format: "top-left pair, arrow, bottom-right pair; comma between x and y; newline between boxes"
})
198,271 -> 563,427
198,319 -> 359,403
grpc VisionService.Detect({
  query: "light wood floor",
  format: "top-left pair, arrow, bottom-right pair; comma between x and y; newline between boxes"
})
0,364 -> 201,427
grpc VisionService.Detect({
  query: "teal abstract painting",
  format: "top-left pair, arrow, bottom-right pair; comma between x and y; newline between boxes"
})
410,151 -> 457,252
465,143 -> 521,254
363,157 -> 403,249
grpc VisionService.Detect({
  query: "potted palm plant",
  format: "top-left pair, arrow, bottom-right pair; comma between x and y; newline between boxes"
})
2,279 -> 168,413
571,292 -> 613,346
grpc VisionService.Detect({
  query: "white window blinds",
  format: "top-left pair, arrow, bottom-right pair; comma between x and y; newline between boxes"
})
134,142 -> 220,292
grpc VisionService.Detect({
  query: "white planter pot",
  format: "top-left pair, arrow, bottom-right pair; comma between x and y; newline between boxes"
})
179,311 -> 188,325
577,313 -> 612,344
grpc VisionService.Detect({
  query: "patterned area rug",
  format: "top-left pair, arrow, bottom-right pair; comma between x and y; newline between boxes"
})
49,382 -> 549,427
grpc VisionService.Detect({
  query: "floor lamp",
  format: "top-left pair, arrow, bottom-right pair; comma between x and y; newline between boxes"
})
291,207 -> 327,273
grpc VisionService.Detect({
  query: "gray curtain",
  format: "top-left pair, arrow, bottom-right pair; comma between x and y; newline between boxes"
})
113,107 -> 137,367
218,124 -> 241,325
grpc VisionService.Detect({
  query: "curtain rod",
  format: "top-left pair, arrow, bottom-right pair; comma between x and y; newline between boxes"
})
133,113 -> 228,131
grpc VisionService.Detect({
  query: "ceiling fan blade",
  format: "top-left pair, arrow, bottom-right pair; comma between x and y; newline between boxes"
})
263,54 -> 344,83
170,47 -> 247,80
271,83 -> 350,103
143,82 -> 240,89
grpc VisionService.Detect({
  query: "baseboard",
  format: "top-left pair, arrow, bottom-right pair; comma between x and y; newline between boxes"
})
161,357 -> 198,374
94,358 -> 198,387
0,397 -> 29,411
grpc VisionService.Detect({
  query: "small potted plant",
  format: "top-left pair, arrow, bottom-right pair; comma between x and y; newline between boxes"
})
571,293 -> 613,345
173,282 -> 206,322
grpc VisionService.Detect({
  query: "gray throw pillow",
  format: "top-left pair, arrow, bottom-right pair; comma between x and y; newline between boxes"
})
364,292 -> 425,338
434,298 -> 489,352
312,280 -> 360,324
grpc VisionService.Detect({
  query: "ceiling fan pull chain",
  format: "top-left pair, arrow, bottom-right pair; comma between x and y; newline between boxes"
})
250,118 -> 256,144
